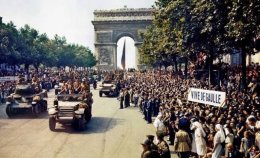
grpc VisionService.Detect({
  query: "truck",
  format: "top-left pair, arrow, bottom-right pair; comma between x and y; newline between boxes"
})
48,93 -> 92,131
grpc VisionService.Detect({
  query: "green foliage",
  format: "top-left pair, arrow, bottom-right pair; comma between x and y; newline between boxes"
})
140,0 -> 258,67
225,0 -> 259,53
0,19 -> 96,68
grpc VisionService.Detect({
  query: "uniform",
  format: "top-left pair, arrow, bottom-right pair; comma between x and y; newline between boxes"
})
124,91 -> 130,107
146,99 -> 153,123
119,91 -> 124,109
157,140 -> 171,158
173,129 -> 191,158
142,99 -> 148,120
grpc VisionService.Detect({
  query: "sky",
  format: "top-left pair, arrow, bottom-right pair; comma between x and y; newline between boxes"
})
0,0 -> 155,68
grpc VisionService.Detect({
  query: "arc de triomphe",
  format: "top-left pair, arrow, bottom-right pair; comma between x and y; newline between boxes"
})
92,7 -> 154,70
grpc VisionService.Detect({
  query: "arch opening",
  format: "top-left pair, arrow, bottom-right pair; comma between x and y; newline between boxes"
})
117,36 -> 136,70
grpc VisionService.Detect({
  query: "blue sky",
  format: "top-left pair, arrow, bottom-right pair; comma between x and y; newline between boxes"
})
0,0 -> 155,68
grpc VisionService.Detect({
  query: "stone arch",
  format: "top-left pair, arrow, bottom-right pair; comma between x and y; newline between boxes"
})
92,7 -> 154,70
114,32 -> 136,43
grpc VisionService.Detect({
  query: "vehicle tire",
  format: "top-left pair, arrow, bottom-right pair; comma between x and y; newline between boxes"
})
72,118 -> 78,129
32,104 -> 39,117
6,105 -> 13,117
49,116 -> 56,131
113,91 -> 117,97
42,100 -> 48,111
77,117 -> 85,131
85,110 -> 92,122
99,91 -> 102,97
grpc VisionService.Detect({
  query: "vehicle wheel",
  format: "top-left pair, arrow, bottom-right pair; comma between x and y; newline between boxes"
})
49,116 -> 56,131
32,104 -> 39,117
113,91 -> 118,97
85,111 -> 91,122
42,100 -> 48,111
99,91 -> 102,97
77,117 -> 85,131
72,118 -> 78,129
6,105 -> 13,117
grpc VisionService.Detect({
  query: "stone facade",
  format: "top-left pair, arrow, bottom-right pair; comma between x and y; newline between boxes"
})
92,7 -> 154,70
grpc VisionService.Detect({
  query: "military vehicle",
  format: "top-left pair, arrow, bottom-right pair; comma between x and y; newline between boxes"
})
48,94 -> 92,131
5,84 -> 48,117
99,80 -> 118,97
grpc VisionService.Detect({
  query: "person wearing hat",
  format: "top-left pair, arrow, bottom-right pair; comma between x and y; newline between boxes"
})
146,135 -> 158,151
156,131 -> 171,158
141,139 -> 159,158
141,139 -> 151,158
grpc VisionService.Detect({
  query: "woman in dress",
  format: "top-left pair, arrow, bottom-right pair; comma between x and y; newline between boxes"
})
191,121 -> 207,158
212,124 -> 225,158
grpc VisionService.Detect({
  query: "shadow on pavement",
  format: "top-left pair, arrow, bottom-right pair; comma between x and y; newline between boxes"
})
50,116 -> 125,134
0,110 -> 49,119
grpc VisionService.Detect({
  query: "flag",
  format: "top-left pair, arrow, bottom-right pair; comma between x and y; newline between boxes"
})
121,40 -> 126,70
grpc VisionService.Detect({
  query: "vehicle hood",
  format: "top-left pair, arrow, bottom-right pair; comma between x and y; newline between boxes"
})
57,101 -> 81,107
103,84 -> 114,87
12,94 -> 34,98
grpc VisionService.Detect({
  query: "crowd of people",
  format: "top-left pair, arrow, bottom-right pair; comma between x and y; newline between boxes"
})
1,63 -> 260,158
116,64 -> 259,158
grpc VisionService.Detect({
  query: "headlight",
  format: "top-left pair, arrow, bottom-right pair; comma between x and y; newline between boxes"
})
54,100 -> 58,106
6,101 -> 11,105
74,115 -> 82,118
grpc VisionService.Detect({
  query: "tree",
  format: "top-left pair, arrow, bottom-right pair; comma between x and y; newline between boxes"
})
1,19 -> 95,69
0,21 -> 21,65
225,0 -> 260,89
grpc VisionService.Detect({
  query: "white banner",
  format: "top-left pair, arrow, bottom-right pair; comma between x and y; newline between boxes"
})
0,76 -> 19,82
187,88 -> 226,107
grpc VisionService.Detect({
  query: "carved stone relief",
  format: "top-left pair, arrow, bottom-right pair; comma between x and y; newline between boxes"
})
99,47 -> 113,66
96,32 -> 112,43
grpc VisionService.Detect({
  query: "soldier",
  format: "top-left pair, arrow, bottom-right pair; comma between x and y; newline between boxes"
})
146,94 -> 153,124
154,95 -> 161,116
146,135 -> 158,151
141,139 -> 160,158
142,95 -> 149,121
156,131 -> 171,158
124,89 -> 130,108
119,89 -> 124,109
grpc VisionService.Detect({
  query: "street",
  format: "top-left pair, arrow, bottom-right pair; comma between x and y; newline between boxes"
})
0,86 -> 175,158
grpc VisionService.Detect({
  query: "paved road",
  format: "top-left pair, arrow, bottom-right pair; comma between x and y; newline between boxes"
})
0,86 -> 176,158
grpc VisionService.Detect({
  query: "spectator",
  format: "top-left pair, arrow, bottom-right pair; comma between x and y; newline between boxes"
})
212,124 -> 225,158
173,124 -> 191,158
190,121 -> 207,158
226,143 -> 243,158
